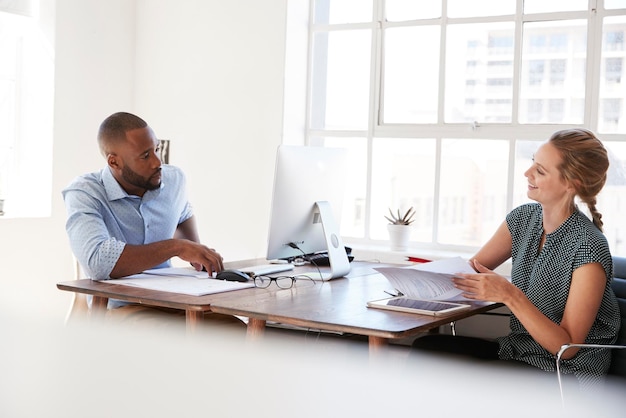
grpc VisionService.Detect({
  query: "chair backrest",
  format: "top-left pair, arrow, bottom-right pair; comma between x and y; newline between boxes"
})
609,256 -> 626,376
64,257 -> 89,324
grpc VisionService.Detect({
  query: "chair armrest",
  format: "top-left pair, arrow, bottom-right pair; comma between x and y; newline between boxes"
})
556,343 -> 626,407
556,342 -> 626,363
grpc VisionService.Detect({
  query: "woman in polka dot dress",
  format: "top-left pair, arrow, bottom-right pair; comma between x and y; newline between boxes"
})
413,128 -> 620,386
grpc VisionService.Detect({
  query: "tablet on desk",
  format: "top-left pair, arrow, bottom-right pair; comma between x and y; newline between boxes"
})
367,296 -> 471,317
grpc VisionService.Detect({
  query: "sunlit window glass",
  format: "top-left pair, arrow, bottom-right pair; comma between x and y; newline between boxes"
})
0,15 -> 18,215
602,141 -> 626,255
310,137 -> 368,239
370,138 -> 436,242
605,0 -> 626,9
314,0 -> 373,24
310,30 -> 371,130
524,0 -> 587,14
598,16 -> 626,134
383,26 -> 440,124
445,23 -> 515,123
448,0 -> 515,18
519,20 -> 587,124
385,0 -> 441,21
512,140 -> 543,209
0,10 -> 53,218
439,139 -> 509,247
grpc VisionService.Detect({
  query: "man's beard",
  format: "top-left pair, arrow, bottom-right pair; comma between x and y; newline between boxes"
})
122,165 -> 161,191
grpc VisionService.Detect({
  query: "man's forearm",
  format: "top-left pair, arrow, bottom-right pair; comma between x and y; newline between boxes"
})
109,240 -> 182,278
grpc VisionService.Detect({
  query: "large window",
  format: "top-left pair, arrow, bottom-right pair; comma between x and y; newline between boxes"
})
305,0 -> 626,254
0,2 -> 54,218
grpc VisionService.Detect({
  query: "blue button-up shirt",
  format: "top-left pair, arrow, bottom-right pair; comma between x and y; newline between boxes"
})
62,164 -> 193,279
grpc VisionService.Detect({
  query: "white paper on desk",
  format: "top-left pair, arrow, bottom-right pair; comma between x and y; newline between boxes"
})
142,266 -> 209,279
102,275 -> 254,296
375,257 -> 475,301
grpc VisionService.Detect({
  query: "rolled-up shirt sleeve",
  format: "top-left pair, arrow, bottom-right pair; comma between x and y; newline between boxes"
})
63,188 -> 125,280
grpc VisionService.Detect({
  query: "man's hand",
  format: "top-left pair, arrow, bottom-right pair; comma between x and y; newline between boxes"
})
178,240 -> 224,275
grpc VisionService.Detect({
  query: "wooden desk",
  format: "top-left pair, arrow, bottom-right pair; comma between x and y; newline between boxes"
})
56,259 -> 269,332
208,265 -> 500,355
56,278 -> 249,332
56,261 -> 501,351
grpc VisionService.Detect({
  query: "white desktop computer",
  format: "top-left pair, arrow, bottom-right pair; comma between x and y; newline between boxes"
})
265,145 -> 351,280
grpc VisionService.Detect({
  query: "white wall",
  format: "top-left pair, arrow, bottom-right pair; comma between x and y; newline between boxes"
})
133,0 -> 288,263
0,0 -> 289,323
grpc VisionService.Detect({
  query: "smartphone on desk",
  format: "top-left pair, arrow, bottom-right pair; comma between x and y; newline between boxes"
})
367,296 -> 471,317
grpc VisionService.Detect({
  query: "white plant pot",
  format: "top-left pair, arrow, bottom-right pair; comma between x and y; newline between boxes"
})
387,224 -> 412,251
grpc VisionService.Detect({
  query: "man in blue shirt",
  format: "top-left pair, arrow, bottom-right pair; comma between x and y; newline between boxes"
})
63,112 -> 223,281
62,112 -> 244,331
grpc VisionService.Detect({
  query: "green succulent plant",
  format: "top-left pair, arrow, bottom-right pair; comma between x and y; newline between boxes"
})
385,207 -> 415,225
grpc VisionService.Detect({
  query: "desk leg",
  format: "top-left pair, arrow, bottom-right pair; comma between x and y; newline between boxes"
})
368,336 -> 389,356
90,296 -> 108,320
246,318 -> 266,341
186,310 -> 204,333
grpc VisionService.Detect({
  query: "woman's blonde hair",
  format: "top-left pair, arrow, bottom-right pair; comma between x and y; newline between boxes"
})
549,128 -> 609,231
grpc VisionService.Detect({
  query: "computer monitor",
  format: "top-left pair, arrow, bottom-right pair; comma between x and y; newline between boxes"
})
266,145 -> 351,280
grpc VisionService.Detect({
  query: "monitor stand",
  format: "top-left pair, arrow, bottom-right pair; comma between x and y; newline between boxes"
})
302,201 -> 351,280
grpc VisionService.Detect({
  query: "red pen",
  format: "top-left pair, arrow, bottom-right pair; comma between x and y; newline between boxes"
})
406,256 -> 431,263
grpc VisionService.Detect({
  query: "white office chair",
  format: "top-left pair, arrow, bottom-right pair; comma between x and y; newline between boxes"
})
556,256 -> 626,406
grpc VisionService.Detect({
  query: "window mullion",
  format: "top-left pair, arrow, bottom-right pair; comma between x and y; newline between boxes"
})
437,1 -> 448,124
511,0 -> 524,125
432,137 -> 442,244
304,0 -> 316,145
586,2 -> 602,130
366,0 -> 385,240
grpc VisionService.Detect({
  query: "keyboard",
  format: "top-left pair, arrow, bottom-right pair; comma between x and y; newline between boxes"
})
307,251 -> 355,267
239,263 -> 295,276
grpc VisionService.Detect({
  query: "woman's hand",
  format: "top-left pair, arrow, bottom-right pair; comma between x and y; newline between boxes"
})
453,259 -> 515,303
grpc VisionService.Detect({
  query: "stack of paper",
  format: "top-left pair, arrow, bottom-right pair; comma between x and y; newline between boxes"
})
101,267 -> 255,296
375,257 -> 475,301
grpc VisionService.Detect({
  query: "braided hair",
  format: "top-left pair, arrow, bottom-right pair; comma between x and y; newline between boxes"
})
549,128 -> 609,231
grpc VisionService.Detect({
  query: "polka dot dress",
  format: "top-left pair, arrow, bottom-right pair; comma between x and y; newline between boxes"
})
497,203 -> 620,384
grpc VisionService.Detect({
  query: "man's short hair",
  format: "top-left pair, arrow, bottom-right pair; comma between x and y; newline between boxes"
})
97,112 -> 148,156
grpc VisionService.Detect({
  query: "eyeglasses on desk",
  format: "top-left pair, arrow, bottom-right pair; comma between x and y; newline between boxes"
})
253,275 -> 316,289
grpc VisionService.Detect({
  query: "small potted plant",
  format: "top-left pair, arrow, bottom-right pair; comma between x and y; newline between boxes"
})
385,207 -> 415,251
